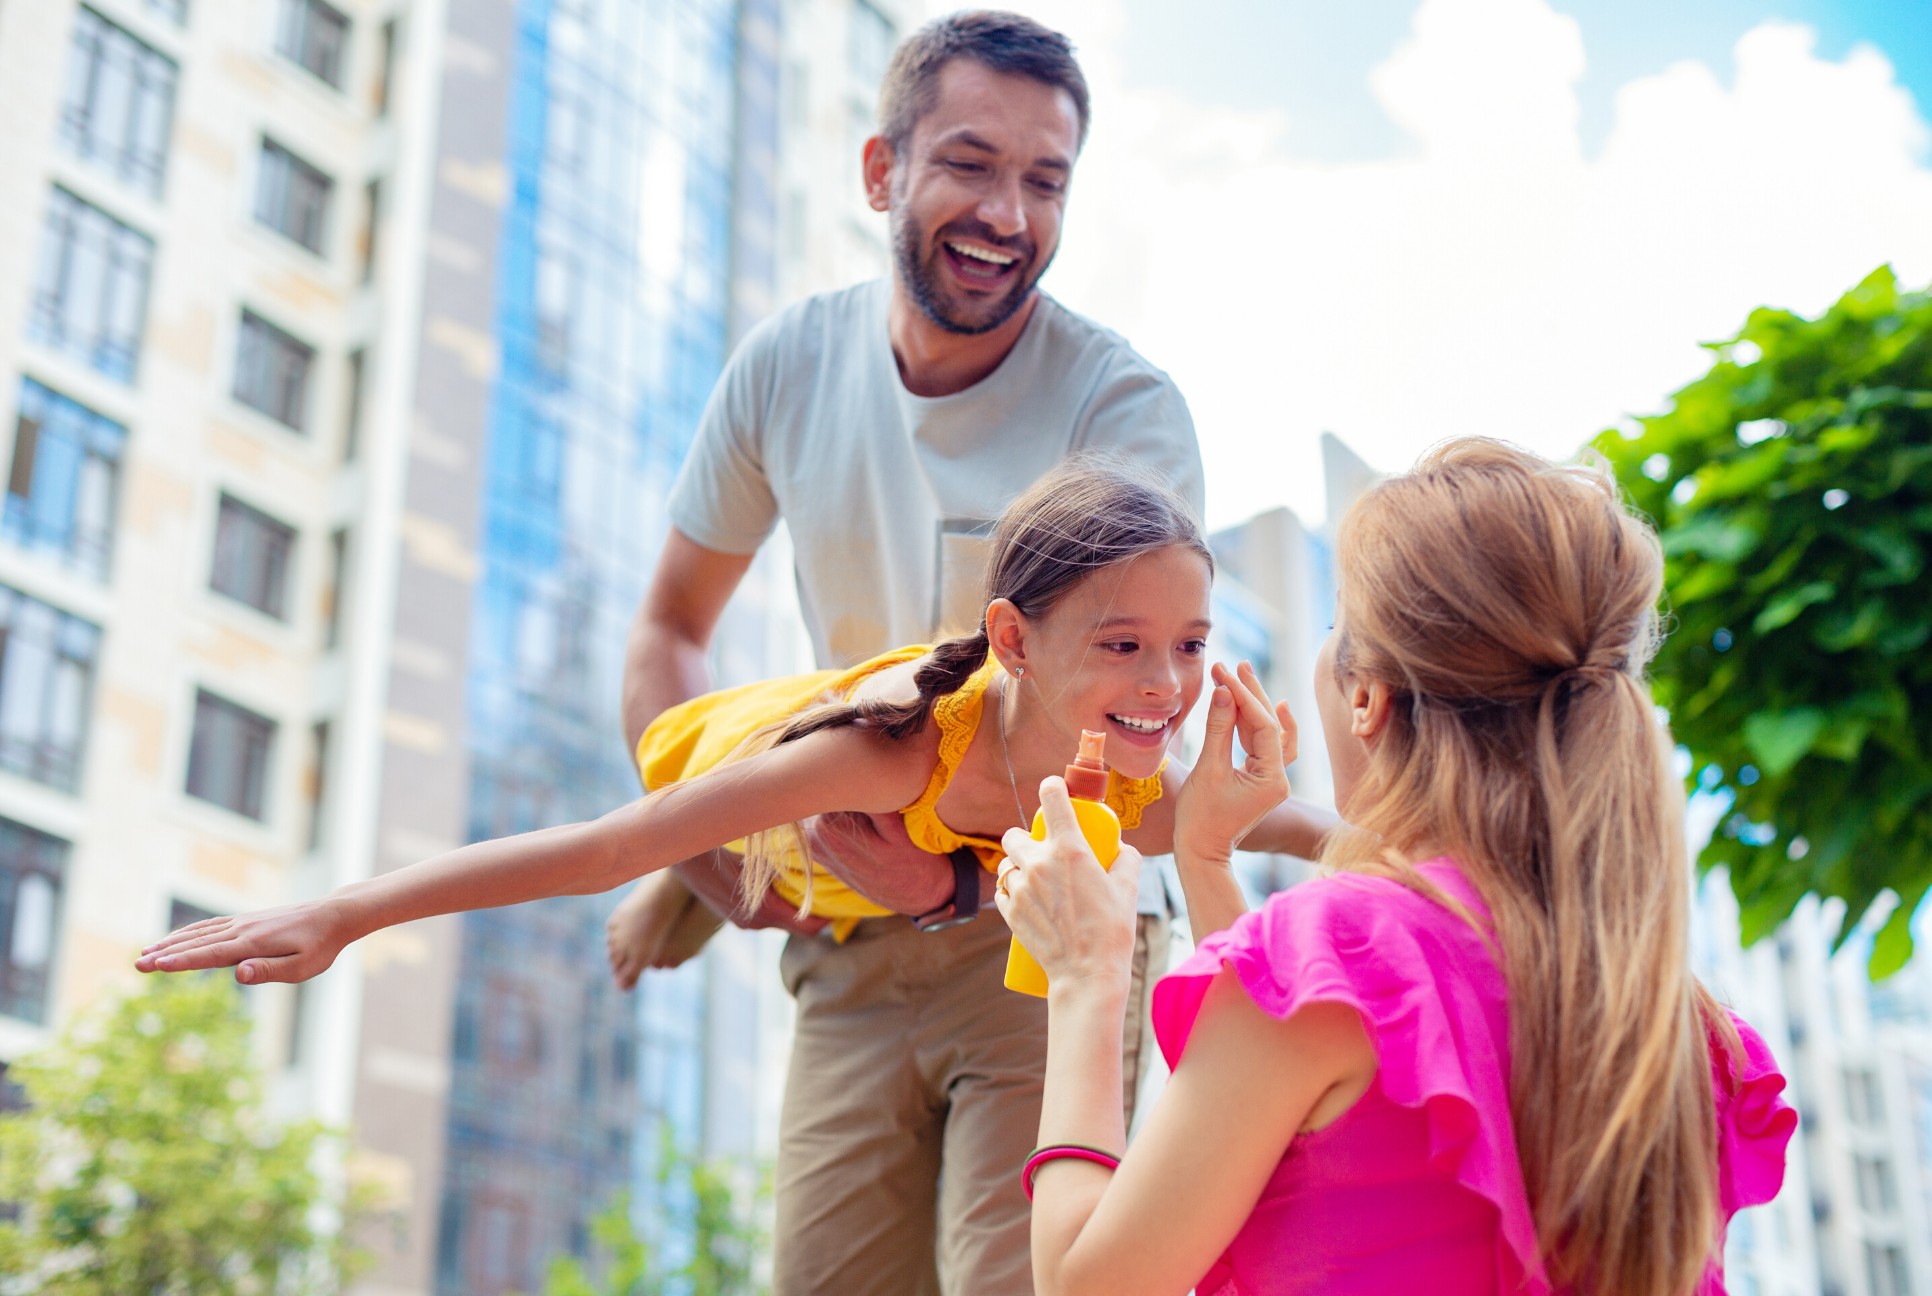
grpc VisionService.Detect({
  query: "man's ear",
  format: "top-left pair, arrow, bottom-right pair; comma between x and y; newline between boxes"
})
862,136 -> 896,212
984,598 -> 1028,676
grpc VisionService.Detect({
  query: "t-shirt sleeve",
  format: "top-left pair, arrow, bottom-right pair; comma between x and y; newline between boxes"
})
666,325 -> 782,556
1073,364 -> 1206,521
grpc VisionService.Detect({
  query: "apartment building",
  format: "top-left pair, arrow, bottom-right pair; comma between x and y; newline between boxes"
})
0,0 -> 916,1294
0,0 -> 415,1121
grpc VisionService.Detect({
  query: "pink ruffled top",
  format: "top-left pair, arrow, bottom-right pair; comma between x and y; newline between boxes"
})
1151,859 -> 1798,1296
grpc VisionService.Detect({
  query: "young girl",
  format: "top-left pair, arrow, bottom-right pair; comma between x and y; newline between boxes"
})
998,439 -> 1797,1296
136,457 -> 1333,986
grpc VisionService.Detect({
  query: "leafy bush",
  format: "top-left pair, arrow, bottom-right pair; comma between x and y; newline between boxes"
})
1595,266 -> 1932,976
0,973 -> 369,1294
524,1134 -> 764,1296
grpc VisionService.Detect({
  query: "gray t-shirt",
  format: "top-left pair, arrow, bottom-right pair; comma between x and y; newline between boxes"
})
668,278 -> 1203,915
668,279 -> 1206,668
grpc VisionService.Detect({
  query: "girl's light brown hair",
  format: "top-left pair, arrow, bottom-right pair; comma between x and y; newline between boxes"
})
1323,438 -> 1739,1295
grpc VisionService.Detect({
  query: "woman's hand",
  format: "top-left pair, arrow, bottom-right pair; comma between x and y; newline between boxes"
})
135,898 -> 357,985
996,777 -> 1142,999
1176,661 -> 1295,868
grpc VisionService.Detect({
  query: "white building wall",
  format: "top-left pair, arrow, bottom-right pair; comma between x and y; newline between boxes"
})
0,0 -> 434,1128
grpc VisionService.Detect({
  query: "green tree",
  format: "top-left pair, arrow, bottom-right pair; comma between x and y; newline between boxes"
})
526,1133 -> 765,1296
0,973 -> 370,1293
1594,265 -> 1932,977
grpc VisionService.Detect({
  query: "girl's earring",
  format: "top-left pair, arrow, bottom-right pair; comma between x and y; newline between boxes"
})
1015,667 -> 1025,678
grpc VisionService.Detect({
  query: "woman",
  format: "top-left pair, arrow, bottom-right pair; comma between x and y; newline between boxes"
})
997,439 -> 1796,1296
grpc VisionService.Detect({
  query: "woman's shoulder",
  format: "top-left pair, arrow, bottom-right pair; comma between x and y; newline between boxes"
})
845,655 -> 927,707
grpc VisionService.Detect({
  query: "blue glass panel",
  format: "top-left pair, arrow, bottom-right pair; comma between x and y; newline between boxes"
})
440,0 -> 743,1288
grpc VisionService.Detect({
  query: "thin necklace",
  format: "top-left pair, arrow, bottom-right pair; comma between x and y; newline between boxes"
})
998,673 -> 1027,825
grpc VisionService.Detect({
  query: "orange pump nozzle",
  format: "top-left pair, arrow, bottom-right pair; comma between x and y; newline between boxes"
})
1063,729 -> 1109,801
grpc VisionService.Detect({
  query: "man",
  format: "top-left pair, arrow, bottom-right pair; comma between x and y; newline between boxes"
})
612,14 -> 1215,1295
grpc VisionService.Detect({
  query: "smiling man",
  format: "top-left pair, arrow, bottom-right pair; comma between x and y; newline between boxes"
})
610,13 -> 1205,1296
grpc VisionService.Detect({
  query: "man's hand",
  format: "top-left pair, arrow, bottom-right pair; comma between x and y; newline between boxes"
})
803,811 -> 963,915
674,851 -> 830,936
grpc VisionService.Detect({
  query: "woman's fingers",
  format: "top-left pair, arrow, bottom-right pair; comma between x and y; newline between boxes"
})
1276,699 -> 1299,767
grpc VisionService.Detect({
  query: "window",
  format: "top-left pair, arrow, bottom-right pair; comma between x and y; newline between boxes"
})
210,493 -> 296,618
7,377 -> 127,580
233,310 -> 314,430
0,587 -> 100,793
275,0 -> 349,88
342,349 -> 366,461
1846,1067 -> 1884,1126
374,19 -> 397,115
28,188 -> 154,383
850,0 -> 895,94
186,690 -> 276,820
323,527 -> 348,646
256,139 -> 332,253
306,719 -> 329,848
535,246 -> 575,374
1854,1154 -> 1898,1214
168,898 -> 216,931
358,178 -> 380,280
1866,1243 -> 1911,1296
60,8 -> 179,197
0,819 -> 70,1025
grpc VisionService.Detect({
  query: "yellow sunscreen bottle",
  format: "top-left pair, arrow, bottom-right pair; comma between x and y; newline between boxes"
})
1005,729 -> 1120,997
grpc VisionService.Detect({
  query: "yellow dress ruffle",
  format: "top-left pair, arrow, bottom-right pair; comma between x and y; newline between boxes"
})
634,646 -> 1163,939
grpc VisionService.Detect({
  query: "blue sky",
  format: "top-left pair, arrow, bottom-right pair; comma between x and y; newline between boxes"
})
1118,0 -> 1928,161
1021,0 -> 1932,528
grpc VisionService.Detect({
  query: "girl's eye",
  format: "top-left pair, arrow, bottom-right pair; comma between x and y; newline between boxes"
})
1100,640 -> 1137,656
1180,640 -> 1208,655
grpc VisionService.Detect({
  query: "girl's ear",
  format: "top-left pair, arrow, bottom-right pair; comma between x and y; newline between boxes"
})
985,598 -> 1028,676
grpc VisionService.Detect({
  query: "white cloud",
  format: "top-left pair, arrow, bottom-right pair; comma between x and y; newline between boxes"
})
1010,0 -> 1932,528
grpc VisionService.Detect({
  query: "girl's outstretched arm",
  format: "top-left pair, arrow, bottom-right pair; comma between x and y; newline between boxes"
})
135,722 -> 931,985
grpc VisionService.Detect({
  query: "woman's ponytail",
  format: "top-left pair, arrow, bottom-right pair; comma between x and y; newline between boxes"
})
1322,439 -> 1737,1296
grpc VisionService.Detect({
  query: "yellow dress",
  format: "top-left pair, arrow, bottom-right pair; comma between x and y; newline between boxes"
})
635,647 -> 1163,939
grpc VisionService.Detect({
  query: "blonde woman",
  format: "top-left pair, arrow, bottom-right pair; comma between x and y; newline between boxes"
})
999,439 -> 1796,1296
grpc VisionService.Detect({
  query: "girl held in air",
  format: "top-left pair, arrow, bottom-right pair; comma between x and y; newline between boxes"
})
137,457 -> 1333,988
998,438 -> 1797,1296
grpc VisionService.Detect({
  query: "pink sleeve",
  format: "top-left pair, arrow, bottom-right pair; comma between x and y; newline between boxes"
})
1713,1013 -> 1799,1216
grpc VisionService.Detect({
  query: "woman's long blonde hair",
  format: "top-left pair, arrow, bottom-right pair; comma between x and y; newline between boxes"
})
1321,438 -> 1738,1296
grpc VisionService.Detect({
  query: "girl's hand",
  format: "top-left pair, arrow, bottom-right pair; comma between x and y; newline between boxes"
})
1176,662 -> 1295,867
996,777 -> 1142,999
134,898 -> 356,985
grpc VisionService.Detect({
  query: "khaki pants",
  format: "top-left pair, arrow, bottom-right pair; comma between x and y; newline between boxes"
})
773,908 -> 1169,1296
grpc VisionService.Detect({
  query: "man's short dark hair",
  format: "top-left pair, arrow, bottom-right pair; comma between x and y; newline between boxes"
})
878,10 -> 1091,153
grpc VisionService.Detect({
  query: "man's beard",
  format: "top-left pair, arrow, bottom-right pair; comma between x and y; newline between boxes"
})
892,208 -> 1046,337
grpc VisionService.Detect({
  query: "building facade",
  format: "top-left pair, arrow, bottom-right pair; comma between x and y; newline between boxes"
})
0,0 -> 912,1294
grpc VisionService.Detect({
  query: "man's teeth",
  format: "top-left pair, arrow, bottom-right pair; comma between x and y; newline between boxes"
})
947,241 -> 1017,266
1110,715 -> 1166,734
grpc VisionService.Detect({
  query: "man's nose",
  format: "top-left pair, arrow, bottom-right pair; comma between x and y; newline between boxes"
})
976,174 -> 1028,240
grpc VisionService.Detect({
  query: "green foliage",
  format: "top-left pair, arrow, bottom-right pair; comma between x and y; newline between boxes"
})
0,973 -> 370,1294
1594,266 -> 1932,977
525,1133 -> 765,1296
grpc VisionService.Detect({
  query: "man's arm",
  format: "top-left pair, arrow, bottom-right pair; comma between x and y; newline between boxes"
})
611,529 -> 829,959
623,528 -> 755,753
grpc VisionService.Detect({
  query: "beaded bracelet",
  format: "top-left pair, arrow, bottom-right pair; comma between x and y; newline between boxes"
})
1022,1143 -> 1122,1201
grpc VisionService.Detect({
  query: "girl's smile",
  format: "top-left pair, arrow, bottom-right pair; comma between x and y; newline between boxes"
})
991,543 -> 1214,784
